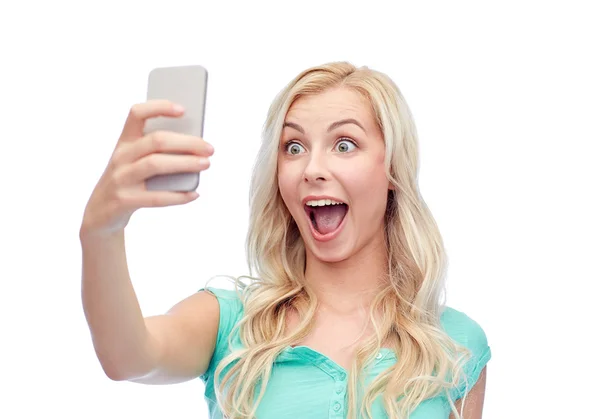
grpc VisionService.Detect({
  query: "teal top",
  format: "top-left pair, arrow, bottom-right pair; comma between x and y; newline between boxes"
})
199,287 -> 491,418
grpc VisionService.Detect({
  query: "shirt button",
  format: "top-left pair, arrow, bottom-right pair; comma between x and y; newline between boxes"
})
376,352 -> 383,360
338,372 -> 347,381
336,385 -> 344,394
333,402 -> 341,412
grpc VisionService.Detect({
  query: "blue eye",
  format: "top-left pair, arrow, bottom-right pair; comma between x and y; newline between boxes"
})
285,141 -> 306,155
335,139 -> 357,153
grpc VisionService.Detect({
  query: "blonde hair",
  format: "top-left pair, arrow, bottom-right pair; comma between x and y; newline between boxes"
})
213,62 -> 471,418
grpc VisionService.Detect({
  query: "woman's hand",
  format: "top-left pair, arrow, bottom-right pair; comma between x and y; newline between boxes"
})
80,99 -> 214,238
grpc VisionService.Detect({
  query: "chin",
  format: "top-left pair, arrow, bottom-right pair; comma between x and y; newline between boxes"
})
303,236 -> 355,264
310,250 -> 349,264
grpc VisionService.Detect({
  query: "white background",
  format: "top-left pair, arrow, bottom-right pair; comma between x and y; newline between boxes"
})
1,1 -> 598,417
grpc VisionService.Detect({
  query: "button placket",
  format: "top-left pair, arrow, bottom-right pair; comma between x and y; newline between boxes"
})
330,369 -> 347,417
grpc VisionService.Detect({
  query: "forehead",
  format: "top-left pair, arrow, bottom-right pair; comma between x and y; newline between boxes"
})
285,87 -> 376,128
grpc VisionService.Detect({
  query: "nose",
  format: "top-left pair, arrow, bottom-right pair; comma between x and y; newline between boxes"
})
303,150 -> 328,183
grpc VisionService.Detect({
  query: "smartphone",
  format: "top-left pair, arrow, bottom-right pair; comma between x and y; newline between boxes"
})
143,65 -> 208,192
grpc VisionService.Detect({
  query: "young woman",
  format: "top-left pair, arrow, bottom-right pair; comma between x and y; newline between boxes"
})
80,62 -> 491,419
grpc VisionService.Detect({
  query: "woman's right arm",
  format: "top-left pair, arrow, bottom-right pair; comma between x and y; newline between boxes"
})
80,100 -> 218,384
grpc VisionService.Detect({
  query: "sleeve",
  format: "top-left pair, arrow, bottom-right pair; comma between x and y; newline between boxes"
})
198,286 -> 244,382
441,307 -> 492,401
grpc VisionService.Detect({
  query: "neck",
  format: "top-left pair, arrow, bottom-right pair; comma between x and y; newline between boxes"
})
303,231 -> 388,314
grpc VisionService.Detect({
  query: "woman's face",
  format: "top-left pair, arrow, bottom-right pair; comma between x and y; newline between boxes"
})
277,87 -> 391,263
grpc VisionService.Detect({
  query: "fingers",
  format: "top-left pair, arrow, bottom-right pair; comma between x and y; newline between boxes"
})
119,100 -> 185,142
118,190 -> 200,209
114,130 -> 214,165
113,153 -> 211,185
82,101 -> 206,236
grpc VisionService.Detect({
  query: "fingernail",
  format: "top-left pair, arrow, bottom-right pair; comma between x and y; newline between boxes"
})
173,104 -> 185,113
206,143 -> 214,154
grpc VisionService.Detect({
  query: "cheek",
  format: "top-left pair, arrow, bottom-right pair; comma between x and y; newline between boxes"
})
342,158 -> 389,214
345,154 -> 388,190
277,163 -> 300,208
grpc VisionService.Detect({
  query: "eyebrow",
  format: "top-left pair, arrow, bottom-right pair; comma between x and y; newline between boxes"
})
283,118 -> 366,134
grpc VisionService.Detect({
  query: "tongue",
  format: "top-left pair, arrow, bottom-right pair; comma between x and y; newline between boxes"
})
313,205 -> 347,234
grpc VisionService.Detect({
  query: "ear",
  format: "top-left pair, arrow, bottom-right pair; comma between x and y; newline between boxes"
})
388,181 -> 395,191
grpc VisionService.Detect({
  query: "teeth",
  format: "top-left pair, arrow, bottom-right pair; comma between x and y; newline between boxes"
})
305,199 -> 344,207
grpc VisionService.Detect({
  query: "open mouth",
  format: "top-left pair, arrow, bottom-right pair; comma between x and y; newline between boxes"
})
303,199 -> 349,239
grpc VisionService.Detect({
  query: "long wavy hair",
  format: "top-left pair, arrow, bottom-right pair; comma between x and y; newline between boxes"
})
212,62 -> 471,418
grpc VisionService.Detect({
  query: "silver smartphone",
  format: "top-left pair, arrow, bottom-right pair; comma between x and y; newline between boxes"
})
143,65 -> 208,192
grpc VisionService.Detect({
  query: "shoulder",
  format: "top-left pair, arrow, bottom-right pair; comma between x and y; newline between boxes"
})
201,286 -> 245,336
202,286 -> 244,308
199,286 -> 245,378
198,286 -> 245,382
440,306 -> 489,350
440,306 -> 492,400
